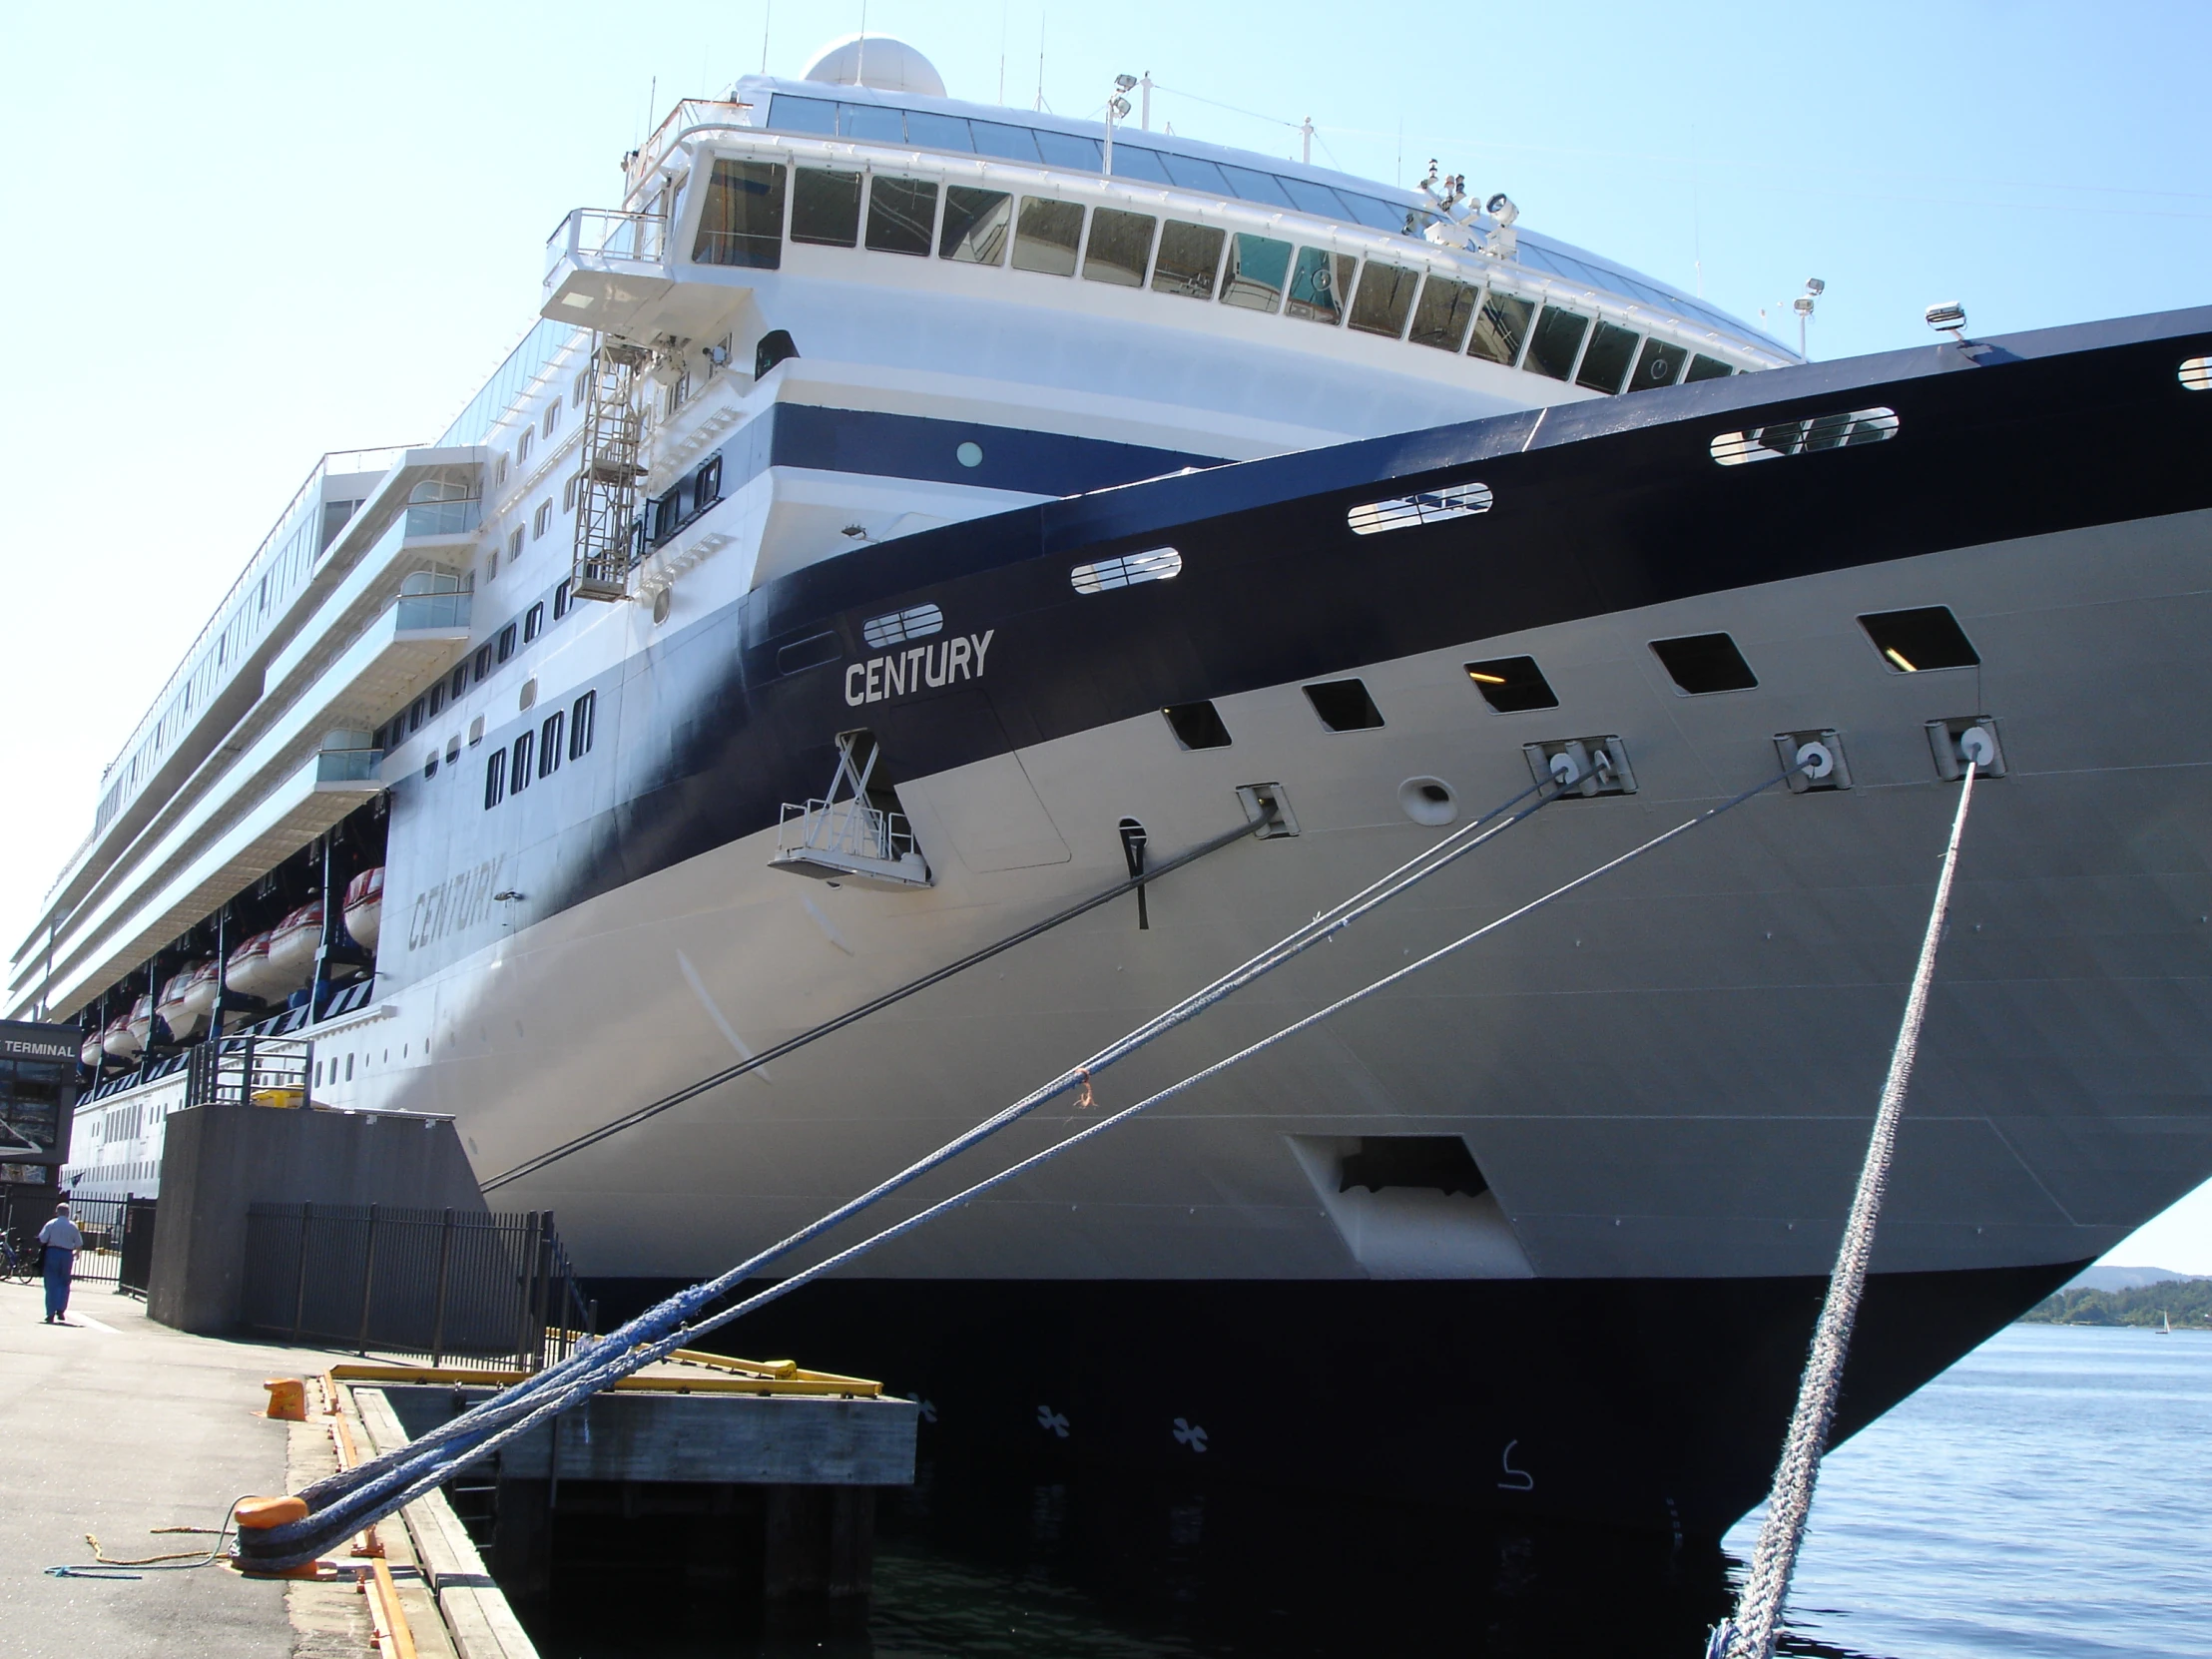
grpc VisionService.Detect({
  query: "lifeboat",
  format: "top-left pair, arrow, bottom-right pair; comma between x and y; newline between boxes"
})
156,959 -> 218,1043
263,901 -> 323,989
224,929 -> 282,1003
121,995 -> 157,1055
102,1011 -> 141,1061
79,1029 -> 106,1069
342,866 -> 383,955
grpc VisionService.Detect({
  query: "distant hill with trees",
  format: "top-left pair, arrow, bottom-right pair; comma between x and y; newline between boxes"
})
2022,1279 -> 2212,1329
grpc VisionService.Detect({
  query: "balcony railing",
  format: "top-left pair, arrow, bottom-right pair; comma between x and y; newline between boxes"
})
544,209 -> 669,284
315,748 -> 383,785
393,590 -> 471,631
403,499 -> 481,538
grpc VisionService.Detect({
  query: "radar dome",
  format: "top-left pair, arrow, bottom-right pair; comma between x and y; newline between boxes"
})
800,35 -> 946,97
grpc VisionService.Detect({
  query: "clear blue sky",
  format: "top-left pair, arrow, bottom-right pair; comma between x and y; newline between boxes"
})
3,1 -> 2208,1261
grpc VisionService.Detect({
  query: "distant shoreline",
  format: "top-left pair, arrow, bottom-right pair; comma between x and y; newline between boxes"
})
2019,1280 -> 2212,1329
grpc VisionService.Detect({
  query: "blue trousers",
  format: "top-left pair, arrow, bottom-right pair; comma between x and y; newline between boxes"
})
43,1250 -> 72,1320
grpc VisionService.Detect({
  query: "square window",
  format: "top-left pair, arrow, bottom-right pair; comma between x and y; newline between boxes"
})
1649,633 -> 1758,694
1628,336 -> 1688,390
1468,291 -> 1534,366
1304,679 -> 1384,732
1464,657 -> 1558,713
1409,276 -> 1479,351
1286,247 -> 1354,324
1859,607 -> 1979,672
1348,262 -> 1419,338
939,186 -> 1011,264
1525,305 -> 1591,381
1152,221 -> 1225,298
693,158 -> 786,269
792,167 -> 862,246
1162,701 -> 1232,750
1083,208 -> 1156,287
1220,233 -> 1290,312
1013,198 -> 1083,275
865,176 -> 938,256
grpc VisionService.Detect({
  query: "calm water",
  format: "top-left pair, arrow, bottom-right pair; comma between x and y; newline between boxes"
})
520,1324 -> 2210,1658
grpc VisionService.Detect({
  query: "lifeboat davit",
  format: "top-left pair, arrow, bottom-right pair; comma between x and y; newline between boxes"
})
102,1011 -> 141,1061
263,901 -> 323,990
224,929 -> 282,1003
342,866 -> 383,955
79,1029 -> 106,1068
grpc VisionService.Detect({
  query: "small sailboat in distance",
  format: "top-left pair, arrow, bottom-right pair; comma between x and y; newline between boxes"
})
2157,1310 -> 2172,1334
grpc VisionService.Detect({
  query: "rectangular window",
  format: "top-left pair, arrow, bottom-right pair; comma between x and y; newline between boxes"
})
1464,656 -> 1559,713
494,454 -> 509,488
651,484 -> 683,544
1467,290 -> 1535,365
451,665 -> 469,700
695,454 -> 723,508
542,401 -> 560,438
1220,233 -> 1291,312
428,683 -> 445,717
865,177 -> 938,256
563,472 -> 580,512
569,690 -> 597,759
969,120 -> 1041,162
1083,208 -> 1156,287
473,644 -> 493,683
1408,276 -> 1479,351
1858,607 -> 1979,672
1304,678 -> 1385,732
903,110 -> 973,151
1012,198 -> 1083,275
510,730 -> 534,794
1286,247 -> 1355,324
1033,131 -> 1103,170
553,579 -> 572,621
791,167 -> 861,246
1524,305 -> 1591,381
408,696 -> 425,733
1151,221 -> 1225,298
1217,164 -> 1294,208
836,103 -> 903,141
766,92 -> 838,134
1349,262 -> 1419,337
507,526 -> 524,563
1576,321 -> 1640,394
1160,153 -> 1234,196
693,159 -> 786,269
539,711 -> 564,776
515,428 -> 532,467
572,368 -> 588,405
497,623 -> 517,663
533,501 -> 552,539
524,602 -> 544,643
1684,353 -> 1735,382
484,750 -> 506,809
1104,144 -> 1172,185
939,186 -> 1012,264
1649,632 -> 1758,695
1628,335 -> 1688,391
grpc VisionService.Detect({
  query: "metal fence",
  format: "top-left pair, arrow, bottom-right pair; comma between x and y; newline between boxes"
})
242,1203 -> 595,1370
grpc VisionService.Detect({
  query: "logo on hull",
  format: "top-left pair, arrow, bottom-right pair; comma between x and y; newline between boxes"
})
844,630 -> 995,707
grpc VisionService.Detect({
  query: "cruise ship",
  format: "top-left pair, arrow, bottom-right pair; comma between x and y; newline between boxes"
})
15,36 -> 2212,1530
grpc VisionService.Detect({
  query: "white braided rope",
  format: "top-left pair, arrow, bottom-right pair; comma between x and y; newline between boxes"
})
1715,764 -> 1978,1659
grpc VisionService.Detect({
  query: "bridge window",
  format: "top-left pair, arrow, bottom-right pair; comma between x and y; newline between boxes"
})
1467,290 -> 1534,366
1685,353 -> 1735,382
1013,198 -> 1083,276
1084,208 -> 1156,286
1104,144 -> 1173,185
1287,248 -> 1353,324
1629,336 -> 1688,390
791,168 -> 860,247
903,111 -> 972,151
865,176 -> 937,257
1576,320 -> 1640,394
1220,233 -> 1291,313
1152,221 -> 1225,298
940,187 -> 1011,264
1525,305 -> 1591,381
1350,261 -> 1419,338
837,104 -> 903,143
693,159 -> 786,270
1409,276 -> 1479,351
969,120 -> 1041,162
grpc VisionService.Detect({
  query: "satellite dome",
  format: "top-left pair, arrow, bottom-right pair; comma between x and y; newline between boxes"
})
800,35 -> 946,98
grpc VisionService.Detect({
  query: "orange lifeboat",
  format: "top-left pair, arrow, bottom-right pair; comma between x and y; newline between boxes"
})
342,866 -> 383,955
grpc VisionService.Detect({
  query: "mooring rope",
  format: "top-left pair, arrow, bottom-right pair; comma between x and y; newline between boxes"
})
246,765 -> 1803,1570
1710,762 -> 1979,1659
241,773 -> 1582,1567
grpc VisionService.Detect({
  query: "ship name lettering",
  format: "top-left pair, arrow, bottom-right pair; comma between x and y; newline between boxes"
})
406,854 -> 507,951
844,630 -> 994,707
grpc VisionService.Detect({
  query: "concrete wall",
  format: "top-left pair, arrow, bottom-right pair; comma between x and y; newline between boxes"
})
147,1103 -> 485,1335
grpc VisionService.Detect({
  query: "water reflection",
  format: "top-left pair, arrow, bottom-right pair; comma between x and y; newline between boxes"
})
518,1457 -> 1739,1657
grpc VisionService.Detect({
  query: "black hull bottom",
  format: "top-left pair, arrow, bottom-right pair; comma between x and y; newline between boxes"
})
583,1260 -> 2081,1535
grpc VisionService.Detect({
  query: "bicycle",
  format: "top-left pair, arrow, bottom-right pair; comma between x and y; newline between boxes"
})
0,1230 -> 38,1286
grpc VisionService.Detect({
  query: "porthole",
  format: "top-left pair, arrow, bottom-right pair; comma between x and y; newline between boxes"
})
1397,777 -> 1457,826
1071,548 -> 1181,594
652,587 -> 673,625
956,441 -> 984,467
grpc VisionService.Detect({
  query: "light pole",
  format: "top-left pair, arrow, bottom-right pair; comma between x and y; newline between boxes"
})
1794,277 -> 1825,359
1104,74 -> 1135,174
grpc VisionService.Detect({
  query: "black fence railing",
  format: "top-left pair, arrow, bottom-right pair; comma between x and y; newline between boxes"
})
118,1198 -> 157,1296
184,1034 -> 313,1109
242,1203 -> 595,1370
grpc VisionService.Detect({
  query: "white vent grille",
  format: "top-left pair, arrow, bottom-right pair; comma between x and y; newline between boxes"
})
1071,547 -> 1183,594
2182,356 -> 2212,392
862,604 -> 944,649
1347,481 -> 1494,536
1711,406 -> 1900,466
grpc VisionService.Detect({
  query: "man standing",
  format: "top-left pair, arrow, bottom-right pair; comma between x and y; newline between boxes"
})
38,1203 -> 84,1325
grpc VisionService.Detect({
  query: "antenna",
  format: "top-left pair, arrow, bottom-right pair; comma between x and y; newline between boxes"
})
760,0 -> 770,74
1140,71 -> 1152,131
856,0 -> 866,87
1035,10 -> 1045,112
1301,116 -> 1314,165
